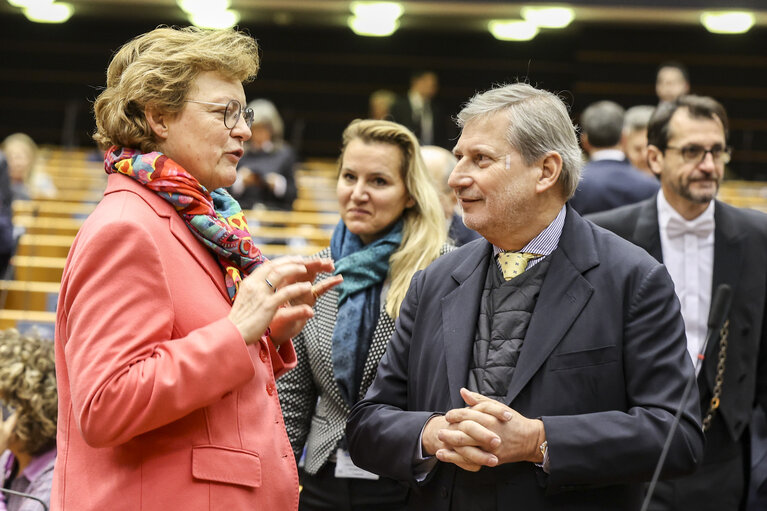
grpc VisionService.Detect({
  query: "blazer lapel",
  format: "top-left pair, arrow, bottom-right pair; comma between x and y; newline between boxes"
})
703,201 -> 745,383
167,213 -> 231,301
441,241 -> 493,409
633,198 -> 663,263
107,175 -> 231,302
506,209 -> 597,404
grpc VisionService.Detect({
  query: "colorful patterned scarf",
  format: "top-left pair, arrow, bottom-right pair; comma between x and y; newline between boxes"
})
104,146 -> 266,302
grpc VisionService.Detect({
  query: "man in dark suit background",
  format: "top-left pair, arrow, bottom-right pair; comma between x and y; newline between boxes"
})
569,100 -> 659,215
346,82 -> 703,511
589,95 -> 767,510
389,70 -> 451,149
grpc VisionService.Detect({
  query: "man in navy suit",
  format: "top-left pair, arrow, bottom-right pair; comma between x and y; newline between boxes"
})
590,95 -> 767,511
347,83 -> 703,511
569,100 -> 659,215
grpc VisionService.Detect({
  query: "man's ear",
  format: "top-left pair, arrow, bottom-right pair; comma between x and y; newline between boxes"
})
536,152 -> 563,194
145,106 -> 170,141
647,145 -> 664,178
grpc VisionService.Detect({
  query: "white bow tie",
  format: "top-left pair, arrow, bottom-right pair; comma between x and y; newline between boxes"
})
666,215 -> 715,239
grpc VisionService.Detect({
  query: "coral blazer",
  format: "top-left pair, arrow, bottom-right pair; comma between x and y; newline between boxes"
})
52,174 -> 299,510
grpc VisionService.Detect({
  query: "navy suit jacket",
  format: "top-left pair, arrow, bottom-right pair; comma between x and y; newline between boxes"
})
347,207 -> 704,510
589,198 -> 767,481
569,158 -> 659,215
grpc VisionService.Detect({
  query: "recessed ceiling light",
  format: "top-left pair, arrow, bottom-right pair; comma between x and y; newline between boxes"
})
488,20 -> 539,41
189,9 -> 239,29
521,6 -> 575,29
177,0 -> 229,14
24,1 -> 73,23
350,2 -> 403,20
700,11 -> 755,34
348,2 -> 403,37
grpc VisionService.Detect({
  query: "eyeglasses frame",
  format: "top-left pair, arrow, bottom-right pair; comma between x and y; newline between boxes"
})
664,144 -> 732,165
184,99 -> 255,130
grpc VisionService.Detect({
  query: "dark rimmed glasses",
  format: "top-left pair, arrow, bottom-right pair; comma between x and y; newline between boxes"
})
185,99 -> 255,129
665,144 -> 732,165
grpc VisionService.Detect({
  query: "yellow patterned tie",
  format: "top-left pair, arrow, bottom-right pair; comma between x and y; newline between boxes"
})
497,252 -> 540,281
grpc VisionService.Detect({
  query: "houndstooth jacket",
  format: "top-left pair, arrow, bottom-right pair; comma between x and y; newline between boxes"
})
277,245 -> 451,475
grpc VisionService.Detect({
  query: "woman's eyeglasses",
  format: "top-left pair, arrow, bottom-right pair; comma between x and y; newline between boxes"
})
185,99 -> 255,129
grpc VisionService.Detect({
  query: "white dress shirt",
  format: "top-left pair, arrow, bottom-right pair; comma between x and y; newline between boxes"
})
657,191 -> 715,373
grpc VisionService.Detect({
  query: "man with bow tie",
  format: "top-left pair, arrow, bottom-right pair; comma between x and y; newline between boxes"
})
589,94 -> 767,511
346,82 -> 704,511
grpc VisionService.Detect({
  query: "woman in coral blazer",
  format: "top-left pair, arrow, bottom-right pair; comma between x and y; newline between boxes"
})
52,27 -> 340,511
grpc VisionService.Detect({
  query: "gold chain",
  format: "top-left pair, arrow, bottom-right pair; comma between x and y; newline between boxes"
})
702,319 -> 729,432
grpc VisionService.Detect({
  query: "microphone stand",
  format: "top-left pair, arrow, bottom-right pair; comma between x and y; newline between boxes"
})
0,486 -> 49,511
640,284 -> 732,511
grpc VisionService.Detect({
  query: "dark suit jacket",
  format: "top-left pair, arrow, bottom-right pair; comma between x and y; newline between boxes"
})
589,198 -> 767,462
569,158 -> 659,215
347,207 -> 704,511
389,96 -> 452,149
448,212 -> 481,247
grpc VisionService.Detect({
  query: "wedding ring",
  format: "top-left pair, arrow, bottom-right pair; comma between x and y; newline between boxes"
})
311,285 -> 319,300
265,278 -> 276,292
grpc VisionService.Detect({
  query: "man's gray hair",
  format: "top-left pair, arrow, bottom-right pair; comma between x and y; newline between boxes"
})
623,105 -> 655,133
581,100 -> 625,148
456,83 -> 582,199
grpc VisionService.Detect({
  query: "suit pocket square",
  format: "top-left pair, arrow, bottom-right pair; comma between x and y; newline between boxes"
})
549,345 -> 617,371
192,445 -> 262,488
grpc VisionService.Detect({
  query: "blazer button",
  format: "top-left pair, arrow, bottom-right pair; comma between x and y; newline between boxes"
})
439,486 -> 448,498
266,382 -> 275,396
259,349 -> 269,363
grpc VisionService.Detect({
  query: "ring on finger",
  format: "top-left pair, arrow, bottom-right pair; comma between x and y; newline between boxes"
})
311,285 -> 319,300
265,278 -> 276,292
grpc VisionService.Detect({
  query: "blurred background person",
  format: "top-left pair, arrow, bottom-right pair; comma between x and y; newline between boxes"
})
368,89 -> 396,121
0,329 -> 57,511
622,104 -> 656,176
0,153 -> 13,279
570,100 -> 659,215
421,145 -> 480,247
0,134 -> 56,201
656,61 -> 690,104
389,70 -> 451,148
277,119 -> 449,511
229,99 -> 298,210
53,26 -> 340,511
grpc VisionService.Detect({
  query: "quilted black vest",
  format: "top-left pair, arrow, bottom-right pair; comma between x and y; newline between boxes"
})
466,256 -> 550,402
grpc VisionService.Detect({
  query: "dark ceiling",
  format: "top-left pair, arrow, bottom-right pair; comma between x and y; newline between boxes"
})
2,0 -> 767,33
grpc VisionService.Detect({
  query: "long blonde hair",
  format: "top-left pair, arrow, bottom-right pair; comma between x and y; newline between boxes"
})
339,119 -> 446,318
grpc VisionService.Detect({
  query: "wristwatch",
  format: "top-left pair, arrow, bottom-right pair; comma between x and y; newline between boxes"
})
539,440 -> 548,460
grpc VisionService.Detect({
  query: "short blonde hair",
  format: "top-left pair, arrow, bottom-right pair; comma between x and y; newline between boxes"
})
0,329 -> 57,456
93,26 -> 259,153
338,119 -> 446,318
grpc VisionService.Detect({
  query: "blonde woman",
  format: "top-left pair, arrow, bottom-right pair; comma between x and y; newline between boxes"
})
1,133 -> 56,200
277,119 -> 450,510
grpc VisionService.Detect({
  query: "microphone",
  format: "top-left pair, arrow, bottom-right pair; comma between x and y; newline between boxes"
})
0,486 -> 49,511
640,283 -> 733,511
706,284 -> 732,336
